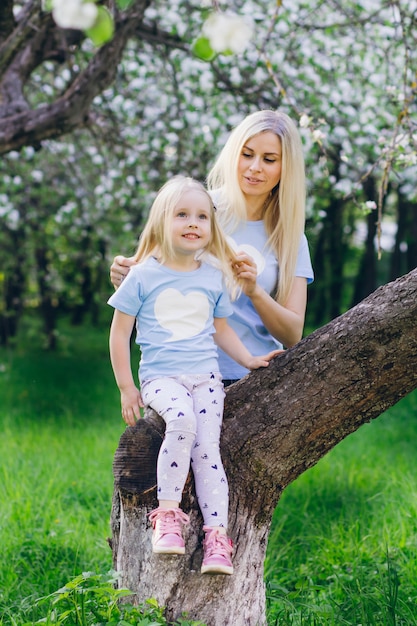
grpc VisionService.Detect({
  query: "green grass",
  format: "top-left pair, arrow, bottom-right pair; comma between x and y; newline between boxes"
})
0,322 -> 124,623
1,320 -> 417,624
265,390 -> 417,625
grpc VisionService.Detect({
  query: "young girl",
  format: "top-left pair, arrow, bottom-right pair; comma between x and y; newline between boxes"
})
108,176 -> 279,575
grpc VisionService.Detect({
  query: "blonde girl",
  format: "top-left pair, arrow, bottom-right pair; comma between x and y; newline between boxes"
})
108,175 -> 279,575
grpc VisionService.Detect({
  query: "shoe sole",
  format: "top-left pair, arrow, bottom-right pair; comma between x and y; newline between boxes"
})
201,564 -> 233,575
152,545 -> 185,555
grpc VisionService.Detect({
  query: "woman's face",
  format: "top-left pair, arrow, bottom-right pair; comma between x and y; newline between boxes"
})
237,131 -> 282,203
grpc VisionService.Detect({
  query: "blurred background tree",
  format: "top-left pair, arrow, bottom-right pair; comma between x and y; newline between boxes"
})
1,0 -> 416,348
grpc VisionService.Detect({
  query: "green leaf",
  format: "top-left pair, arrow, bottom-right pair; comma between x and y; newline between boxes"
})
85,6 -> 114,47
191,37 -> 216,61
116,0 -> 133,9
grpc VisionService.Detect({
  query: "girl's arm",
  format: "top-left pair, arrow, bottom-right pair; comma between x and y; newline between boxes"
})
234,252 -> 307,347
109,309 -> 144,425
213,318 -> 282,370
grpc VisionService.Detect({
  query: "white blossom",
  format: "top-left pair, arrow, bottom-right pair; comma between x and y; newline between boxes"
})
31,170 -> 44,182
6,209 -> 20,230
202,13 -> 253,54
52,0 -> 98,31
312,129 -> 325,143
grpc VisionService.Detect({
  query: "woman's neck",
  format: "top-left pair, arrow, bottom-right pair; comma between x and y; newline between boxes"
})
244,195 -> 268,221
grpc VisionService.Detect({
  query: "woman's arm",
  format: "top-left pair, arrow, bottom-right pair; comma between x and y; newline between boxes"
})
213,318 -> 281,370
234,252 -> 307,347
110,255 -> 136,289
109,309 -> 144,425
248,277 -> 307,347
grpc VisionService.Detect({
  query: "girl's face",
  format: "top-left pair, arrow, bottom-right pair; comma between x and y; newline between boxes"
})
171,189 -> 212,256
237,131 -> 282,202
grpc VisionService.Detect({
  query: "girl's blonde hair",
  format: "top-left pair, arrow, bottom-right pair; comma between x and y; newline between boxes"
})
134,175 -> 239,296
206,110 -> 306,304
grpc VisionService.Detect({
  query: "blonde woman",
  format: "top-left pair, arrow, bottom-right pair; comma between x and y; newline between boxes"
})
110,110 -> 314,385
108,176 -> 279,575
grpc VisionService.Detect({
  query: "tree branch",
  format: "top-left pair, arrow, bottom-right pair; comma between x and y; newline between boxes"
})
0,0 -> 16,47
135,20 -> 188,51
223,267 -> 417,505
0,2 -> 55,80
0,0 -> 150,153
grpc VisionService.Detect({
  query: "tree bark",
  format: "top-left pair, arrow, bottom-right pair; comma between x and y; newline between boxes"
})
110,268 -> 417,625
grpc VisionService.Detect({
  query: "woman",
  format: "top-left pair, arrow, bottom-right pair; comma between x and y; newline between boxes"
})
110,110 -> 314,384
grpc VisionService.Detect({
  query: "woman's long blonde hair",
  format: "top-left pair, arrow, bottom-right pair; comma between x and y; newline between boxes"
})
134,175 -> 239,296
206,110 -> 306,304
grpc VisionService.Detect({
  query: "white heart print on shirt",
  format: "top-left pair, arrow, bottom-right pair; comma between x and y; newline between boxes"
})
227,236 -> 265,275
154,288 -> 210,342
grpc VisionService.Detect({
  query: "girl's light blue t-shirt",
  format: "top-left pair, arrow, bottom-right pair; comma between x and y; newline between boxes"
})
107,257 -> 233,384
218,220 -> 314,380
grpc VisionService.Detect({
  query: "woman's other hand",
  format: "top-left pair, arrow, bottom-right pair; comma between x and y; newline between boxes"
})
233,251 -> 258,297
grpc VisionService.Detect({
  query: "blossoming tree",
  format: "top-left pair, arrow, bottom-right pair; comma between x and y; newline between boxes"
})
1,1 -> 417,622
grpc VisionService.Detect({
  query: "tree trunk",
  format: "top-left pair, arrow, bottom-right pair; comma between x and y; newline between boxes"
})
0,225 -> 26,345
351,177 -> 378,307
111,269 -> 417,625
34,244 -> 57,350
390,191 -> 417,282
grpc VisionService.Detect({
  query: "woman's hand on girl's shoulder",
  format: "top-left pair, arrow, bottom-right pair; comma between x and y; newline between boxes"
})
110,255 -> 136,289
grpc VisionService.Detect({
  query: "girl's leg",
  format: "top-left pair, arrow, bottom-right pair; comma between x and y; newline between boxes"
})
187,373 -> 233,574
189,373 -> 229,529
141,377 -> 196,554
141,377 -> 197,503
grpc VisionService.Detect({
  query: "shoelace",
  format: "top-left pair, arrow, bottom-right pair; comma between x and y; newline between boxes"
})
148,507 -> 190,533
203,528 -> 233,558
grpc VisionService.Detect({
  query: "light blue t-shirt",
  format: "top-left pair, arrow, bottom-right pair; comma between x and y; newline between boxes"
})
218,220 -> 314,380
107,257 -> 233,384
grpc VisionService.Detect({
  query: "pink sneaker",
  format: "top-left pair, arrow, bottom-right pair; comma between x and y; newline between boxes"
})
201,526 -> 233,575
148,507 -> 190,555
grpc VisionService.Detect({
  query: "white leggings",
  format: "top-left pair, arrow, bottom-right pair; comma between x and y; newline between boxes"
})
141,373 -> 229,528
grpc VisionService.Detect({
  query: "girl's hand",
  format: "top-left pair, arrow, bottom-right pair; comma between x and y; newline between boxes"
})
110,255 -> 135,289
247,349 -> 283,370
233,252 -> 258,297
120,385 -> 144,426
